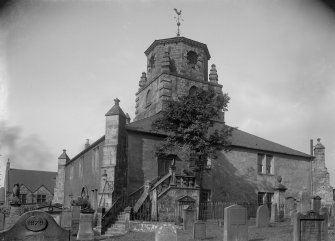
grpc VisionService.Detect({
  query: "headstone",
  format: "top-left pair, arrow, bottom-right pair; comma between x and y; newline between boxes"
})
319,207 -> 330,227
293,211 -> 328,241
183,206 -> 196,230
61,210 -> 72,230
155,223 -> 177,241
312,196 -> 322,212
299,191 -> 311,214
270,203 -> 279,223
5,204 -> 21,229
290,210 -> 297,225
71,205 -> 81,236
285,197 -> 296,217
0,210 -> 70,240
223,204 -> 248,241
0,213 -> 4,231
77,211 -> 94,240
256,205 -> 270,228
193,221 -> 206,240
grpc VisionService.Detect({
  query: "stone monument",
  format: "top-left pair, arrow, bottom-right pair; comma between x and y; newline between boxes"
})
223,204 -> 248,241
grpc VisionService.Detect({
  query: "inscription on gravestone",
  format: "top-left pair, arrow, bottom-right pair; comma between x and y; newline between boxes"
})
293,211 -> 328,241
155,223 -> 177,241
0,210 -> 70,241
300,220 -> 324,241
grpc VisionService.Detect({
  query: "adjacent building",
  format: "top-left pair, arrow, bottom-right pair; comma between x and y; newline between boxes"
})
4,160 -> 57,205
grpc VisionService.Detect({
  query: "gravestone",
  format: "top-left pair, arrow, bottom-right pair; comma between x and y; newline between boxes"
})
193,221 -> 206,240
155,223 -> 177,241
223,204 -> 248,241
77,211 -> 94,240
293,211 -> 328,241
270,203 -> 279,222
5,203 -> 21,229
61,209 -> 72,230
183,206 -> 196,230
71,205 -> 81,236
290,210 -> 297,225
299,191 -> 311,214
256,205 -> 270,228
319,207 -> 330,227
0,213 -> 4,231
312,196 -> 322,212
285,197 -> 296,217
0,210 -> 70,240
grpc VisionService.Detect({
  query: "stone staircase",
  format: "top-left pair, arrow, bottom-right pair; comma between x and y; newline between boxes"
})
104,211 -> 127,236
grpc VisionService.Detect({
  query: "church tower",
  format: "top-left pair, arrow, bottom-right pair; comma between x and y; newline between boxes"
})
134,36 -> 224,121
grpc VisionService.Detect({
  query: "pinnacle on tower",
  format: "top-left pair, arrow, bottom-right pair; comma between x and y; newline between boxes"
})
209,64 -> 218,83
105,98 -> 126,117
139,72 -> 147,87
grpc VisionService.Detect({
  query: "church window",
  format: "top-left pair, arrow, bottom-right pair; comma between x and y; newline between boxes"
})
145,90 -> 152,107
257,154 -> 264,173
189,86 -> 197,96
79,159 -> 83,178
187,51 -> 198,65
70,165 -> 74,181
266,155 -> 273,174
258,153 -> 274,175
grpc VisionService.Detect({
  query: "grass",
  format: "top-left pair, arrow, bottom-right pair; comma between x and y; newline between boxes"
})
102,218 -> 335,241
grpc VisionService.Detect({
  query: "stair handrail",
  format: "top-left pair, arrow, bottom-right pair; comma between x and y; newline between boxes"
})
101,194 -> 127,234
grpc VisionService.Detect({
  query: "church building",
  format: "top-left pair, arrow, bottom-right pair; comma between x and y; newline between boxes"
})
53,35 -> 333,229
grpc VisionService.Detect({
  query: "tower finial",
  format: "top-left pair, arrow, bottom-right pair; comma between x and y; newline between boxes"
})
173,8 -> 183,37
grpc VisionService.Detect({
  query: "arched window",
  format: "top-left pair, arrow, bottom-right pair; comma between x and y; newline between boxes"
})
189,86 -> 197,96
187,51 -> 198,65
146,90 -> 152,106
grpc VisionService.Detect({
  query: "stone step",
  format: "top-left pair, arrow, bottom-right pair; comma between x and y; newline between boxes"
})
111,223 -> 126,229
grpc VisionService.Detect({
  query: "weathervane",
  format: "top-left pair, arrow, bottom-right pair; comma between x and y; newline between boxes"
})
173,8 -> 183,37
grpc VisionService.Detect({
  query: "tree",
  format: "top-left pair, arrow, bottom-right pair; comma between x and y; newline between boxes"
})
152,88 -> 234,172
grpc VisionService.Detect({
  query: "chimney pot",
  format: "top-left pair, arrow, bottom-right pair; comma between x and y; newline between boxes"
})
85,139 -> 90,149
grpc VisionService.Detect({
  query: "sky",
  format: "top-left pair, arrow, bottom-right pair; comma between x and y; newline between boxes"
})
0,0 -> 334,187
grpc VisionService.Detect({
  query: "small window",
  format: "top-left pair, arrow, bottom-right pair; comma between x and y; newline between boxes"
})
257,192 -> 265,205
37,194 -> 46,204
200,189 -> 211,202
20,194 -> 27,204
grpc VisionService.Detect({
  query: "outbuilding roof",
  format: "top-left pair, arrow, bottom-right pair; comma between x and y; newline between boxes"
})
7,169 -> 57,194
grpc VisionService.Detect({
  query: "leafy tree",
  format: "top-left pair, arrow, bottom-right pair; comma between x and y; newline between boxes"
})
152,88 -> 234,171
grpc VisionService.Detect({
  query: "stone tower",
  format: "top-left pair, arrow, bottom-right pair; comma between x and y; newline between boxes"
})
312,138 -> 333,206
99,98 -> 127,208
134,36 -> 224,121
53,149 -> 70,205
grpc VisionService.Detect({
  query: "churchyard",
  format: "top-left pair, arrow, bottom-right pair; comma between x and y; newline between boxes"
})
1,197 -> 335,241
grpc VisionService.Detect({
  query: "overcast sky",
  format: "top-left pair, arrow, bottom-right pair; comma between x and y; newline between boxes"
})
0,0 -> 335,187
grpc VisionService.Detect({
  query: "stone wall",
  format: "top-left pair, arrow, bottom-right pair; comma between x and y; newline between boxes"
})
63,140 -> 104,208
202,148 -> 312,202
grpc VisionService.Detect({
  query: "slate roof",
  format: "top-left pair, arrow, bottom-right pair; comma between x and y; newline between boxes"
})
144,36 -> 211,59
126,114 -> 312,158
7,169 -> 57,194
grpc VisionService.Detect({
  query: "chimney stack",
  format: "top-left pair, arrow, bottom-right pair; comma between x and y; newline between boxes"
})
85,139 -> 90,149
